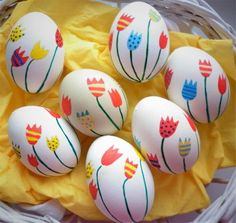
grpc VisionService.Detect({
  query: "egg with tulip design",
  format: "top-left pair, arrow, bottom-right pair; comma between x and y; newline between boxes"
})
86,135 -> 154,223
132,96 -> 200,174
164,46 -> 230,123
59,69 -> 128,137
5,12 -> 64,93
109,1 -> 169,83
8,106 -> 81,176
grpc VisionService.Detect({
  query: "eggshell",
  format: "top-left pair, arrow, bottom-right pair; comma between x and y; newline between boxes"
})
5,12 -> 64,93
85,135 -> 154,222
109,1 -> 170,83
132,96 -> 200,174
59,69 -> 128,137
8,106 -> 80,176
164,46 -> 230,123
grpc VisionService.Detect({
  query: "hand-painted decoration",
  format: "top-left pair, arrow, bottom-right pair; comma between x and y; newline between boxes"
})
61,95 -> 72,119
26,123 -> 58,175
109,1 -> 169,83
10,47 -> 29,83
164,46 -> 230,123
181,79 -> 198,121
164,68 -> 173,90
87,78 -> 120,131
8,106 -> 81,176
147,152 -> 161,169
76,110 -> 102,136
5,12 -> 64,93
216,74 -> 228,120
85,135 -> 154,223
59,69 -> 128,137
108,88 -> 124,125
9,25 -> 25,42
199,59 -> 212,122
12,142 -> 21,158
132,96 -> 200,174
178,138 -> 191,172
47,109 -> 79,164
159,116 -> 179,174
27,154 -> 47,176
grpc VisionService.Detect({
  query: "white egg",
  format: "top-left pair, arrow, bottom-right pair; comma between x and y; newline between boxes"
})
8,106 -> 80,176
5,12 -> 64,93
132,96 -> 200,174
59,69 -> 128,137
86,135 -> 154,223
164,46 -> 230,123
109,1 -> 170,83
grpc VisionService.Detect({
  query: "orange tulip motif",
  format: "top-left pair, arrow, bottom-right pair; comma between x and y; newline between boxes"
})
87,78 -> 121,131
199,59 -> 212,122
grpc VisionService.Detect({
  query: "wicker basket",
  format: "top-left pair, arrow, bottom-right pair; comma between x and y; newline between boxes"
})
0,0 -> 235,222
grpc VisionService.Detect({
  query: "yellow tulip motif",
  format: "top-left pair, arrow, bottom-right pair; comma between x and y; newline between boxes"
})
30,41 -> 49,60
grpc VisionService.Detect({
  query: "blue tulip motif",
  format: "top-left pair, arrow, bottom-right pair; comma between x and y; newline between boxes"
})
182,80 -> 198,121
127,31 -> 142,82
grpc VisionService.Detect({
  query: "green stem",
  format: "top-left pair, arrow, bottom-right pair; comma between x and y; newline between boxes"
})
183,158 -> 187,172
25,59 -> 34,92
96,166 -> 121,222
36,167 -> 48,176
36,46 -> 58,93
56,118 -> 79,164
160,138 -> 175,174
196,132 -> 200,159
123,178 -> 137,222
140,160 -> 148,217
146,48 -> 161,80
116,31 -> 139,82
96,97 -> 120,131
130,50 -> 141,82
187,100 -> 199,123
10,65 -> 16,83
204,77 -> 211,122
142,19 -> 151,81
90,129 -> 103,137
32,145 -> 60,174
216,94 -> 223,120
119,106 -> 124,126
54,151 -> 73,169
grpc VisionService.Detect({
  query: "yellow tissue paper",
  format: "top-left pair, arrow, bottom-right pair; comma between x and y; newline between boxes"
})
0,0 -> 235,220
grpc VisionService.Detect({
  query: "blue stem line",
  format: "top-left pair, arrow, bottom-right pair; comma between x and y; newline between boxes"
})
25,59 -> 34,92
116,31 -> 139,82
122,178 -> 137,222
56,118 -> 79,164
146,48 -> 161,80
96,97 -> 120,131
142,19 -> 151,80
140,160 -> 148,218
119,107 -> 124,126
96,166 -> 121,222
32,145 -> 60,174
160,138 -> 175,174
204,77 -> 211,122
130,50 -> 141,82
54,151 -> 73,169
10,65 -> 16,83
36,46 -> 58,93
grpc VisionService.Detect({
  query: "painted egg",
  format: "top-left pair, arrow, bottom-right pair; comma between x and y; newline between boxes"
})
59,69 -> 128,137
132,96 -> 200,174
5,12 -> 64,93
164,46 -> 230,123
109,1 -> 170,83
86,135 -> 154,222
8,106 -> 80,176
